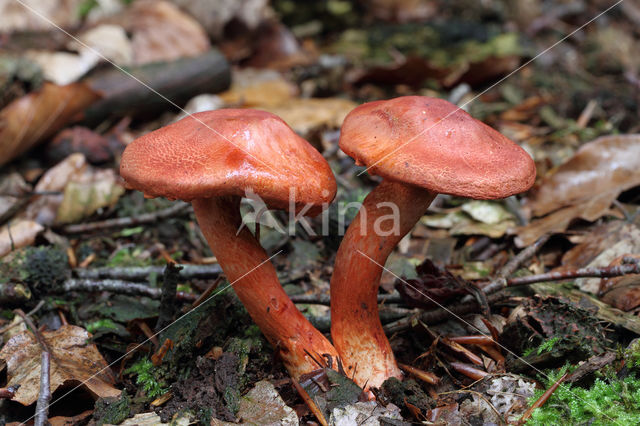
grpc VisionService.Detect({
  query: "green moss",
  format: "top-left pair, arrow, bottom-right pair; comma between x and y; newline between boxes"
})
526,368 -> 640,425
93,390 -> 130,426
125,359 -> 168,399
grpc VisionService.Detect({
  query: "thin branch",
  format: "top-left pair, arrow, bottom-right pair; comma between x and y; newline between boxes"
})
383,292 -> 509,333
499,234 -> 551,279
60,202 -> 191,233
458,235 -> 550,304
13,309 -> 48,352
74,263 -> 221,281
34,352 -> 51,426
506,262 -> 640,287
289,292 -> 403,306
518,373 -> 568,424
61,278 -> 198,302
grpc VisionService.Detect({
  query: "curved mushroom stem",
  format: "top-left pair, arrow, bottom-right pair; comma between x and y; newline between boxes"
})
193,196 -> 338,380
331,180 -> 436,389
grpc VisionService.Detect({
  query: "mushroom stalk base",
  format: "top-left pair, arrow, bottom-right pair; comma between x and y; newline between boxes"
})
331,180 -> 436,389
193,196 -> 338,380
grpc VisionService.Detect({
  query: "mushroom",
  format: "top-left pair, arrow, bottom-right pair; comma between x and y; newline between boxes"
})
331,96 -> 536,389
120,109 -> 338,379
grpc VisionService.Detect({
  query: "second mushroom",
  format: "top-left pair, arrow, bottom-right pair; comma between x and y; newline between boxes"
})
330,96 -> 536,389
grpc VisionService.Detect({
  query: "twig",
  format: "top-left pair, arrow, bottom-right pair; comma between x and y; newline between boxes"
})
74,263 -> 221,281
383,292 -> 509,333
289,292 -> 403,306
463,234 -> 551,301
291,377 -> 328,426
449,362 -> 488,381
506,262 -> 640,287
13,309 -> 48,351
156,263 -> 182,331
499,235 -> 551,279
191,276 -> 223,308
60,202 -> 191,233
61,278 -> 198,302
518,373 -> 568,425
34,352 -> 51,426
398,362 -> 440,385
448,336 -> 496,346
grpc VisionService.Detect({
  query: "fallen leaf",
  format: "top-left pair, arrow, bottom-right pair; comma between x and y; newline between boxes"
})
422,203 -> 516,239
461,201 -> 514,225
330,401 -> 403,425
116,412 -> 166,426
55,168 -> 124,224
0,82 -> 101,167
559,222 -> 637,269
0,172 -> 31,219
21,153 -> 125,226
263,98 -> 358,137
48,410 -> 93,426
218,68 -> 298,107
73,24 -> 133,66
22,153 -> 87,226
0,324 -> 120,406
516,135 -> 640,247
0,220 -> 44,257
25,50 -> 99,86
123,0 -> 210,65
525,135 -> 640,218
599,255 -> 640,311
236,380 -> 298,425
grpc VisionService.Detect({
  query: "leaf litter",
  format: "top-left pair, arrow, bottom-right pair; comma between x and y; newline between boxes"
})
1,0 -> 640,424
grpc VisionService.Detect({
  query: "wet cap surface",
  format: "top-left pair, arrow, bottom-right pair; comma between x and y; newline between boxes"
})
339,96 -> 536,199
120,109 -> 336,210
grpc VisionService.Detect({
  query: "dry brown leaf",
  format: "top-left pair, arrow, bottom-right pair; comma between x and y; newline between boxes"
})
525,134 -> 640,218
218,69 -> 298,107
560,222 -> 638,270
0,82 -> 101,167
0,220 -> 44,257
0,324 -> 120,406
599,254 -> 640,311
124,0 -> 210,65
515,135 -> 640,247
262,98 -> 358,136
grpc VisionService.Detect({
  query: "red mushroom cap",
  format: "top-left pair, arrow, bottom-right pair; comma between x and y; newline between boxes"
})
340,96 -> 536,199
120,109 -> 336,212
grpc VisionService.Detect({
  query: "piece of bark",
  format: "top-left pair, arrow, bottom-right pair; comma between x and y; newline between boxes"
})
82,49 -> 230,125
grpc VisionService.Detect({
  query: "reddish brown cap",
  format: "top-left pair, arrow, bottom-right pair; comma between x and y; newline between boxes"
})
120,109 -> 336,212
340,96 -> 536,199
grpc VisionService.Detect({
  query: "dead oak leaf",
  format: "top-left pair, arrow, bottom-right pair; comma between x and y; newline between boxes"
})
0,82 -> 101,167
0,324 -> 120,406
515,134 -> 640,247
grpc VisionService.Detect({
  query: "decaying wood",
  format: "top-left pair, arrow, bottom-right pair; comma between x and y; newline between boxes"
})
82,50 -> 230,125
